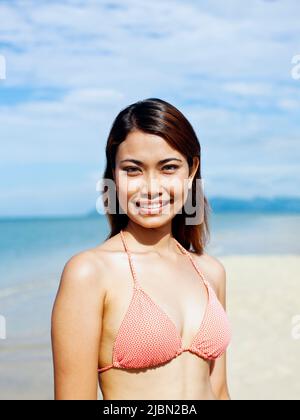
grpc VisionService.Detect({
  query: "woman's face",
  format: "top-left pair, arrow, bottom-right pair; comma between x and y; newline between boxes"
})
114,130 -> 199,229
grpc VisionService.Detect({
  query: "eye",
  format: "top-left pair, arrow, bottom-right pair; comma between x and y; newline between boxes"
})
123,166 -> 140,174
122,164 -> 179,175
163,165 -> 179,171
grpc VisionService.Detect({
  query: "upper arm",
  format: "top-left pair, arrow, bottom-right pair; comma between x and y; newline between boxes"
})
51,251 -> 106,400
202,253 -> 231,400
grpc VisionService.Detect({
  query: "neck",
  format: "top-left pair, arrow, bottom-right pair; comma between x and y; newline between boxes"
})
121,223 -> 182,257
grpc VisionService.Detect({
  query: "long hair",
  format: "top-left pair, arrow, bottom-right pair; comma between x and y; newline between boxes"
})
100,98 -> 211,254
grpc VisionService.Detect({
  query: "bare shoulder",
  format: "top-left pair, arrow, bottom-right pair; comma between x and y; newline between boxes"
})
57,249 -> 109,299
59,232 -> 124,289
192,251 -> 227,297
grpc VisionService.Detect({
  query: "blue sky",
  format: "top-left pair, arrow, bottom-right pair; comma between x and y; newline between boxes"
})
0,0 -> 299,217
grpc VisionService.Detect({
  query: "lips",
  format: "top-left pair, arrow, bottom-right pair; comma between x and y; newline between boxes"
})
136,200 -> 170,208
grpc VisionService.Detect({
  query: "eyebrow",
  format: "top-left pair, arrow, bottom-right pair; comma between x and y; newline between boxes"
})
120,158 -> 183,165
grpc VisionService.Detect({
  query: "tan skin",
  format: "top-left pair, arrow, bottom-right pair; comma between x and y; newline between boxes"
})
51,131 -> 231,400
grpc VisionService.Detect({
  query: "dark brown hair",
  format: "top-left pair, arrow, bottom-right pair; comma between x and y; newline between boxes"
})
101,98 -> 211,254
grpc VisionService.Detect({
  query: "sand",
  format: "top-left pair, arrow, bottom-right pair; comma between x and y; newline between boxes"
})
219,254 -> 300,400
1,254 -> 299,400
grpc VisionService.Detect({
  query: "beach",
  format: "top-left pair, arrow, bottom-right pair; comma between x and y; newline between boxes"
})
220,254 -> 300,400
0,214 -> 299,400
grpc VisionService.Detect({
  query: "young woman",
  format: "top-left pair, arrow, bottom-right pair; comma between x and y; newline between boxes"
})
51,98 -> 232,400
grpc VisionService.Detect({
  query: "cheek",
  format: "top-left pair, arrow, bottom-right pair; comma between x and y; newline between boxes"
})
116,175 -> 141,209
118,176 -> 141,195
167,176 -> 189,200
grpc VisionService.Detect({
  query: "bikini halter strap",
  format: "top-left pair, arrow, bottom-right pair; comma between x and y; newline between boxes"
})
120,229 -> 207,288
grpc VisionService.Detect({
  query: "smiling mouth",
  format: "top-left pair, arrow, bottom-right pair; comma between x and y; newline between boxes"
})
137,200 -> 167,207
134,199 -> 173,214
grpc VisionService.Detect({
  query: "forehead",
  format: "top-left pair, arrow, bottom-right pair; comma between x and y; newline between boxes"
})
116,130 -> 183,162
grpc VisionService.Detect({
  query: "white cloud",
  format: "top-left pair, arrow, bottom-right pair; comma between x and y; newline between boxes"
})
277,98 -> 300,110
222,82 -> 272,96
0,0 -> 299,215
0,0 -> 298,88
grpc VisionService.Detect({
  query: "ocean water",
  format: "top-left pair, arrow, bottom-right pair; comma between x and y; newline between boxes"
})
0,213 -> 299,399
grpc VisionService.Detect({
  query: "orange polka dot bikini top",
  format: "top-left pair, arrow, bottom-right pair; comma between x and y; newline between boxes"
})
98,230 -> 231,374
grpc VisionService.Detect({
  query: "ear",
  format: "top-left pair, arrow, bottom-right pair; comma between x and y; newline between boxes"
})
188,157 -> 200,188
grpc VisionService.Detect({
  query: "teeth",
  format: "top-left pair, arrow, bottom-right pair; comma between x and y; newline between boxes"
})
138,201 -> 169,209
141,204 -> 162,209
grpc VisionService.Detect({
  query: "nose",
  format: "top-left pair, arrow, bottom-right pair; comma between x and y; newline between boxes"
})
140,176 -> 162,200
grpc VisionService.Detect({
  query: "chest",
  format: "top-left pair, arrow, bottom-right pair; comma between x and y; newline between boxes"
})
102,254 -> 210,342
